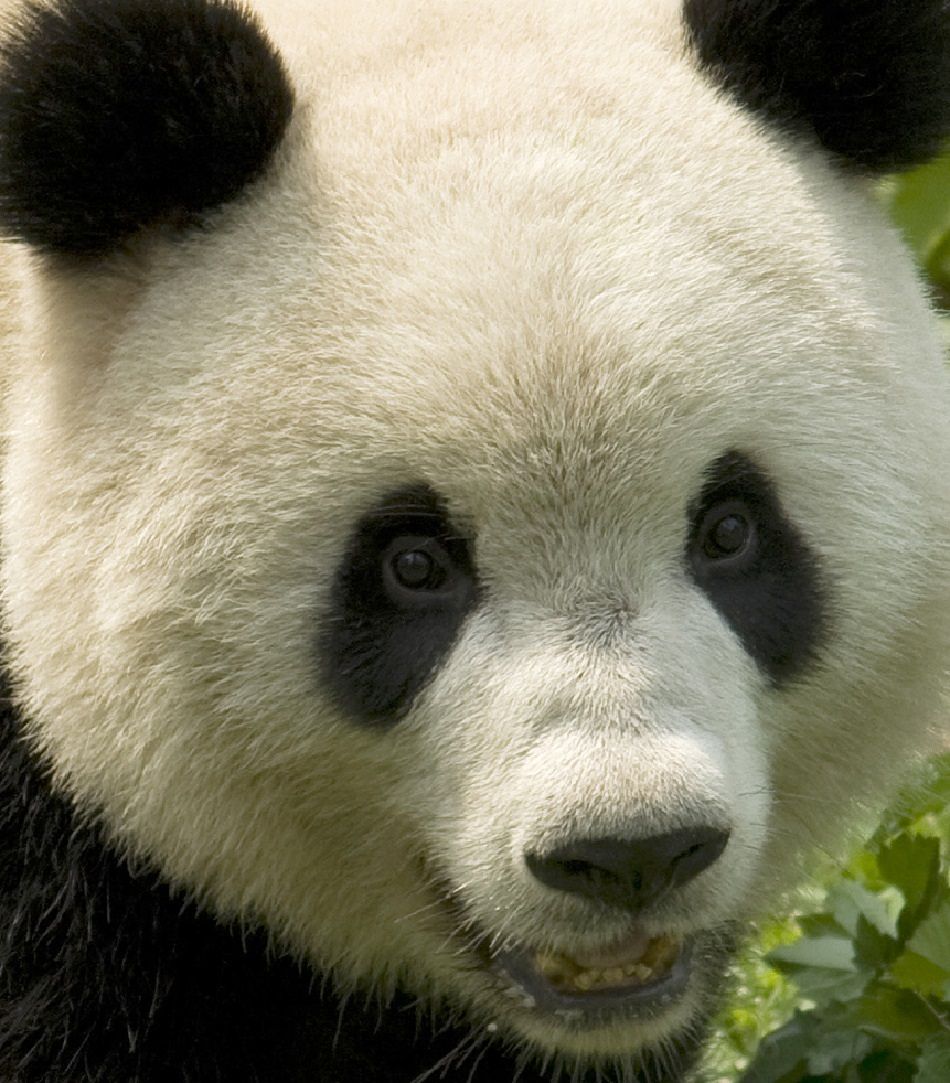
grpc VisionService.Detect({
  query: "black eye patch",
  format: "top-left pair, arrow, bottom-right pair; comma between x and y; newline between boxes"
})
319,485 -> 479,727
686,452 -> 829,685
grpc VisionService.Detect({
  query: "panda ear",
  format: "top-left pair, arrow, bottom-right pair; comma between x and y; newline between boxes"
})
0,0 -> 294,256
684,0 -> 950,172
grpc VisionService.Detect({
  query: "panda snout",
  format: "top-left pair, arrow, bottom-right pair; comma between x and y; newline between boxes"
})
524,826 -> 731,912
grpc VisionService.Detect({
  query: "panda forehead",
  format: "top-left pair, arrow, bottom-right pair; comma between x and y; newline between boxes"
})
281,0 -> 837,279
264,79 -> 876,413
174,174 -> 875,523
297,263 -> 854,489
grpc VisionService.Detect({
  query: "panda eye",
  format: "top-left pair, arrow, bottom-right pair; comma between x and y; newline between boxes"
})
391,548 -> 440,589
697,501 -> 755,563
382,534 -> 457,603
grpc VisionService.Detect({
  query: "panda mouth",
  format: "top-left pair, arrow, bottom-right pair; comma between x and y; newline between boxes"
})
426,867 -> 692,1022
485,929 -> 691,1021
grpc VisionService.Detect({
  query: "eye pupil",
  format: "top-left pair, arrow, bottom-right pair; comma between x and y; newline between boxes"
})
392,548 -> 438,589
714,514 -> 747,551
707,512 -> 750,557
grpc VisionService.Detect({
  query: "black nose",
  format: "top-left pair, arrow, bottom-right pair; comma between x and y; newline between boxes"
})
524,826 -> 730,911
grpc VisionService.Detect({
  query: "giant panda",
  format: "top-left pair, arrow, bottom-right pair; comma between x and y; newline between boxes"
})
1,0 -> 949,1080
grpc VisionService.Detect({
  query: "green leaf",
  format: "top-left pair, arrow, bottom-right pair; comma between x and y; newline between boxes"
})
768,929 -> 868,1005
877,835 -> 942,942
806,1027 -> 873,1075
905,902 -> 950,975
741,1011 -> 815,1083
889,949 -> 950,998
847,984 -> 940,1043
829,879 -> 903,939
798,912 -> 852,939
915,1035 -> 950,1083
769,934 -> 856,972
855,1050 -> 918,1083
854,915 -> 901,969
789,965 -> 870,1006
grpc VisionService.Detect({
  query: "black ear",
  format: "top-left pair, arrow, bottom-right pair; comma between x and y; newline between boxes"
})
684,0 -> 950,172
0,0 -> 294,256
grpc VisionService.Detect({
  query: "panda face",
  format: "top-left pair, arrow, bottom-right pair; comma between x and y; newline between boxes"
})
1,0 -> 949,1075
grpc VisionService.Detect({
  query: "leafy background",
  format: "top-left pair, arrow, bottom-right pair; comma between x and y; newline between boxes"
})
703,158 -> 950,1083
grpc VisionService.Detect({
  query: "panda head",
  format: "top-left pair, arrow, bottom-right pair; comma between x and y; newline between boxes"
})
1,0 -> 949,1075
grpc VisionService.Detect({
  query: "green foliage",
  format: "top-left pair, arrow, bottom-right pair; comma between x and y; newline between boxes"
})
883,156 -> 950,316
706,753 -> 950,1083
704,918 -> 803,1078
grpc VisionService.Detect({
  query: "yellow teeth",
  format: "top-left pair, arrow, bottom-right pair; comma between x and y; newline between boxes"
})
534,935 -> 679,993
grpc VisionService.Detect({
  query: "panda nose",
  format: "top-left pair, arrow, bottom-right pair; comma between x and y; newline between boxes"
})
524,826 -> 730,911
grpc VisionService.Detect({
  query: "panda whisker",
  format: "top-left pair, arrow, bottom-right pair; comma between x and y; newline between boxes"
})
435,918 -> 484,957
331,991 -> 351,1051
393,898 -> 447,925
409,1030 -> 484,1083
463,1036 -> 493,1083
767,787 -> 860,807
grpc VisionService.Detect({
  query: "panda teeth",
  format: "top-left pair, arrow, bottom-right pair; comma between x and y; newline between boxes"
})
562,963 -> 653,992
534,935 -> 679,993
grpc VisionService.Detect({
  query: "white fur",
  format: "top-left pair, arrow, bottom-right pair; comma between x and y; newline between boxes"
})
1,0 -> 948,1067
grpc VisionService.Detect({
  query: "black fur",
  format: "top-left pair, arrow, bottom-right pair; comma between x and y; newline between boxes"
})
0,672 -> 706,1082
684,0 -> 950,172
320,485 -> 480,728
686,451 -> 829,685
0,0 -> 294,255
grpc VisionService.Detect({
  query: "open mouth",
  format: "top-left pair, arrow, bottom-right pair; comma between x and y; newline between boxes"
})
486,929 -> 691,1022
425,864 -> 694,1026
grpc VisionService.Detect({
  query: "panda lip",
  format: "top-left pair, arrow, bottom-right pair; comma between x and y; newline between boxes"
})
487,932 -> 692,1019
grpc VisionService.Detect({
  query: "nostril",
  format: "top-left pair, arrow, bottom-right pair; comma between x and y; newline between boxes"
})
667,826 -> 731,888
524,845 -> 627,906
525,826 -> 731,911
